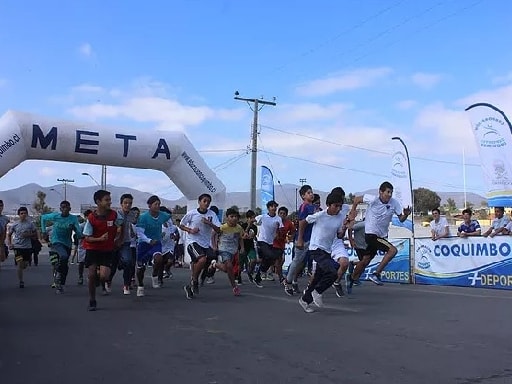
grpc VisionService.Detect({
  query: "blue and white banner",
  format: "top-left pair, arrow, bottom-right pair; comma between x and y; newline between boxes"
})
465,103 -> 512,207
260,165 -> 274,215
347,238 -> 411,283
414,237 -> 512,290
390,138 -> 413,232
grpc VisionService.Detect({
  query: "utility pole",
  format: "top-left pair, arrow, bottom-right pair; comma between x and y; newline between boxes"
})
56,178 -> 75,201
234,91 -> 277,211
296,178 -> 307,213
101,165 -> 107,190
299,178 -> 307,186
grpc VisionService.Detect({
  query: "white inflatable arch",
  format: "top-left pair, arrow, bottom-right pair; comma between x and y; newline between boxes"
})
0,110 -> 226,208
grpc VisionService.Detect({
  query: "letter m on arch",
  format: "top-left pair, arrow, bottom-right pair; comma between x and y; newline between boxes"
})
31,124 -> 57,150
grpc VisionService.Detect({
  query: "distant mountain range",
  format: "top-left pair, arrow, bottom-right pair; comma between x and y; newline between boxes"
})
0,183 -> 486,214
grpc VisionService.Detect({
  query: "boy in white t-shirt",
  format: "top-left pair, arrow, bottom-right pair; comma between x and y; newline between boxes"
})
179,193 -> 221,299
349,181 -> 411,286
430,208 -> 450,241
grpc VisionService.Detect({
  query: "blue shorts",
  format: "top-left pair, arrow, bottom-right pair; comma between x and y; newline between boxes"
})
137,242 -> 162,267
218,251 -> 235,263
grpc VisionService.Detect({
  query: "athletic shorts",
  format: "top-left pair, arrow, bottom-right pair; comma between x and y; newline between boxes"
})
218,250 -> 235,263
256,242 -> 280,261
137,242 -> 163,267
187,242 -> 215,263
364,234 -> 393,258
14,248 -> 32,263
85,249 -> 114,268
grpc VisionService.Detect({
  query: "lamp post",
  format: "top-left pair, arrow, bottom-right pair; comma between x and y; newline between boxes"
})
56,178 -> 74,201
81,172 -> 101,187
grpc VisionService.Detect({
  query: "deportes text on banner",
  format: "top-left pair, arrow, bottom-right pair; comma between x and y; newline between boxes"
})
414,237 -> 512,290
465,103 -> 512,207
260,165 -> 274,215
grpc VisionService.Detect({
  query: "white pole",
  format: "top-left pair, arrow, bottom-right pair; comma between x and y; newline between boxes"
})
463,147 -> 467,209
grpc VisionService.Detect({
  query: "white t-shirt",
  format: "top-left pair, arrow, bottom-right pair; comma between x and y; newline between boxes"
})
430,217 -> 449,237
491,216 -> 510,232
363,194 -> 403,238
506,221 -> 512,232
306,204 -> 349,253
180,208 -> 221,249
161,222 -> 178,254
255,214 -> 283,245
331,238 -> 349,260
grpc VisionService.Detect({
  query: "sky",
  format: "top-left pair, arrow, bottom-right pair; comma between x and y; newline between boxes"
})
1,0 -> 512,204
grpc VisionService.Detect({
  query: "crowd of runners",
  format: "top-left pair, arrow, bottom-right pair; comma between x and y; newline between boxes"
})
0,181 -> 412,313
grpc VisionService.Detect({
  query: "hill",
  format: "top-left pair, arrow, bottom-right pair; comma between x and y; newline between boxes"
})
0,183 -> 486,214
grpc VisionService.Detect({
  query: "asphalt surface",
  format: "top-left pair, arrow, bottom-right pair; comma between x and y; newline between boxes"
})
1,250 -> 512,384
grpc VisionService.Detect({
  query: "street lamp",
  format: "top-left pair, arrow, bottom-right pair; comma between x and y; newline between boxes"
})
50,188 -> 64,199
81,172 -> 101,187
56,178 -> 74,201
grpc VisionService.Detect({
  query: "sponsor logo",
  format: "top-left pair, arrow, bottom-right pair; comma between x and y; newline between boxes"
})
474,117 -> 507,148
416,244 -> 432,269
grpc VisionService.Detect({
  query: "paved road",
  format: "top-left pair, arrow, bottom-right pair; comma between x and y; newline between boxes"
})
1,251 -> 512,384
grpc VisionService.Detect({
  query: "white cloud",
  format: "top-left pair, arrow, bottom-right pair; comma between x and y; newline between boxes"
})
78,43 -> 94,58
295,67 -> 393,97
492,71 -> 512,85
267,102 -> 352,125
455,84 -> 512,111
396,99 -> 417,110
39,167 -> 58,176
66,79 -> 245,131
411,72 -> 443,89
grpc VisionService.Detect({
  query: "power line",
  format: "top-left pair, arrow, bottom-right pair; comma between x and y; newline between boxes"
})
257,148 -> 485,193
268,0 -> 406,75
259,123 -> 481,167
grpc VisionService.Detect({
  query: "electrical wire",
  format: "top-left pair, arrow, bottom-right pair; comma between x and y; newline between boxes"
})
259,123 -> 481,167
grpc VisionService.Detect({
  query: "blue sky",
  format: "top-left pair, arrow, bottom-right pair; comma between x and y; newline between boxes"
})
1,0 -> 511,203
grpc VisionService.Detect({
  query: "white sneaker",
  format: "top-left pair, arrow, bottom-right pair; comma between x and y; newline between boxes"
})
123,286 -> 130,295
299,297 -> 315,313
136,286 -> 145,297
152,276 -> 160,288
104,282 -> 112,293
206,277 -> 215,284
311,290 -> 324,308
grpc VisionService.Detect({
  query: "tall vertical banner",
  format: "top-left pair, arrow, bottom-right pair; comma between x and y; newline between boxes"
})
390,137 -> 413,232
465,103 -> 512,207
260,166 -> 274,214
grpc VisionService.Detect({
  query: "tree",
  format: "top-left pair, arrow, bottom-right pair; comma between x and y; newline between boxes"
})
345,193 -> 355,204
32,191 -> 52,215
413,188 -> 441,215
445,198 -> 457,214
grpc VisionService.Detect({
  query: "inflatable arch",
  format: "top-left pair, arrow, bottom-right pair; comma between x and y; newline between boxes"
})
0,110 -> 226,208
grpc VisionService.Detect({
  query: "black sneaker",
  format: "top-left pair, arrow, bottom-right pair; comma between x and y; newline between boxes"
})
192,281 -> 199,295
333,282 -> 344,298
347,274 -> 354,294
247,273 -> 254,283
88,300 -> 97,311
19,281 -> 24,288
284,283 -> 294,296
253,274 -> 263,288
184,284 -> 194,300
77,276 -> 84,285
292,282 -> 300,294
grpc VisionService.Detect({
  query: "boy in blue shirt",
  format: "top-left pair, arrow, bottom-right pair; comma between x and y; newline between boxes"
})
41,201 -> 82,293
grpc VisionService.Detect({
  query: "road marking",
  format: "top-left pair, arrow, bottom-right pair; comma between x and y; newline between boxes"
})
243,291 -> 359,313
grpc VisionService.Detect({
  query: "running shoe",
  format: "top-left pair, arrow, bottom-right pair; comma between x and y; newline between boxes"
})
369,273 -> 384,286
333,282 -> 344,298
88,300 -> 97,311
184,284 -> 193,299
299,297 -> 314,313
233,286 -> 241,296
311,290 -> 324,308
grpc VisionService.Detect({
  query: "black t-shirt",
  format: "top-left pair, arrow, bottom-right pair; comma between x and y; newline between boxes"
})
241,222 -> 257,251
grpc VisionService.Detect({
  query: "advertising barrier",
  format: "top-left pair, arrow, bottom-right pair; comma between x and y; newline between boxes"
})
414,237 -> 512,290
283,238 -> 411,284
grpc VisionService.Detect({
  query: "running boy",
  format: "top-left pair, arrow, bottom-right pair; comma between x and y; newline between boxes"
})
179,194 -> 221,299
210,207 -> 244,296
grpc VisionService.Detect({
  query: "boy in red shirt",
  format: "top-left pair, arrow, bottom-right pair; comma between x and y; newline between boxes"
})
273,206 -> 295,284
82,190 -> 123,311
